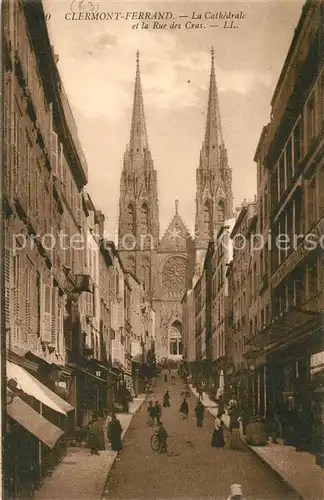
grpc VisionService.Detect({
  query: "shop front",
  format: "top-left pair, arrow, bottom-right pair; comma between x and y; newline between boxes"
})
5,361 -> 74,499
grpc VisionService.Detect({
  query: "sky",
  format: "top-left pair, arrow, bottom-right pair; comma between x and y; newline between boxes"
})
44,0 -> 305,239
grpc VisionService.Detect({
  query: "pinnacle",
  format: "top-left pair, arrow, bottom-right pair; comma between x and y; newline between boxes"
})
129,51 -> 148,155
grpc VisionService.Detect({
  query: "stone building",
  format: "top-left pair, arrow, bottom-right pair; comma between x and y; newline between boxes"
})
3,0 -> 94,496
228,200 -> 258,404
249,0 -> 324,445
195,48 -> 233,265
117,52 -> 196,362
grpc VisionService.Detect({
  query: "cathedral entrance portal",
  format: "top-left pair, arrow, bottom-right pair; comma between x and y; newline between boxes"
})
168,320 -> 183,361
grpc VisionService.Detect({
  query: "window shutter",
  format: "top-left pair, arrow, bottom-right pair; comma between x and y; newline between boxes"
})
319,166 -> 324,218
58,302 -> 64,355
42,283 -> 52,342
25,266 -> 32,347
52,130 -> 58,177
5,249 -> 11,329
51,286 -> 58,346
59,143 -> 64,183
13,254 -> 20,327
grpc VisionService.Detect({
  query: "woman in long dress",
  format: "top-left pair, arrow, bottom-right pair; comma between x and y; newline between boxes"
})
107,414 -> 123,452
211,414 -> 225,448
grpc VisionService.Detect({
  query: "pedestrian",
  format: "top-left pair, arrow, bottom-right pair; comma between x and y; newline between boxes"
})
197,385 -> 203,400
87,413 -> 101,455
153,400 -> 162,425
97,411 -> 108,450
157,421 -> 168,453
226,484 -> 246,500
107,413 -> 123,452
194,400 -> 205,427
163,390 -> 170,407
147,400 -> 155,425
211,414 -> 225,448
230,407 -> 241,450
265,402 -> 278,443
179,398 -> 189,419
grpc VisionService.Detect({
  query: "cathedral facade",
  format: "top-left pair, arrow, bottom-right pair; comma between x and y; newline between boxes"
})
118,49 -> 233,361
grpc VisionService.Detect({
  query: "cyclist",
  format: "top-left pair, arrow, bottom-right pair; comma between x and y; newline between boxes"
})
157,421 -> 168,453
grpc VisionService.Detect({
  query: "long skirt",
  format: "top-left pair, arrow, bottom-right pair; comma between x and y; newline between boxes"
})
230,428 -> 241,450
111,435 -> 122,452
211,428 -> 225,448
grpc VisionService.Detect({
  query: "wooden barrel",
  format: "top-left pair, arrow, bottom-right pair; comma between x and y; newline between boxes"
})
246,422 -> 267,445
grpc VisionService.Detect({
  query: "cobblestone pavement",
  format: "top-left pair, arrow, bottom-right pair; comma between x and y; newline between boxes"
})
104,375 -> 299,500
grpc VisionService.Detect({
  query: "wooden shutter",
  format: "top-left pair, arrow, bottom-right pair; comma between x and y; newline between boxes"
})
51,286 -> 58,346
307,177 -> 315,230
52,130 -> 58,177
58,301 -> 64,355
59,143 -> 64,183
13,254 -> 20,328
25,265 -> 32,347
42,283 -> 52,342
4,249 -> 11,329
319,166 -> 324,218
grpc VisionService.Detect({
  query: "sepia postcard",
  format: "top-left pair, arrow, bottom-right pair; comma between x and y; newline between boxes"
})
2,0 -> 324,499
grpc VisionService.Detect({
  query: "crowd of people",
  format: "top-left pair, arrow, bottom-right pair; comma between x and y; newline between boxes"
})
147,388 -> 229,453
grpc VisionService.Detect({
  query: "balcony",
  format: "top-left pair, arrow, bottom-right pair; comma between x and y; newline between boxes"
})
270,216 -> 324,289
246,291 -> 324,352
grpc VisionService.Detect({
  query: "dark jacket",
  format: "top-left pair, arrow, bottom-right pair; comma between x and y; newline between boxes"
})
180,400 -> 189,414
195,403 -> 204,418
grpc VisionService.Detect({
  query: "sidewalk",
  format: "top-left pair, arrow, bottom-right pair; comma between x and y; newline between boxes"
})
189,385 -> 324,500
34,395 -> 146,500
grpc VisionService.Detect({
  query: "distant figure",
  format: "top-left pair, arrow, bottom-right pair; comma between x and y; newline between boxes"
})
107,414 -> 123,452
153,400 -> 162,425
265,402 -> 278,443
197,385 -> 203,400
211,414 -> 225,448
157,421 -> 168,453
179,398 -> 189,419
226,484 -> 246,500
163,391 -> 171,407
194,400 -> 205,427
147,401 -> 155,425
87,413 -> 102,455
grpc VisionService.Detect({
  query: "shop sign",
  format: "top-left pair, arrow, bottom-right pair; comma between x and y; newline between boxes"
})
311,350 -> 324,368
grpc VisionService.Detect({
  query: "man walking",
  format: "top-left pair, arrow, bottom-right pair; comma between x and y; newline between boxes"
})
194,400 -> 205,427
157,421 -> 168,453
153,400 -> 162,425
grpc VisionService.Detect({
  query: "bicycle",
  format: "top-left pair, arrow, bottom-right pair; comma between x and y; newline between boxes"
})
150,429 -> 161,452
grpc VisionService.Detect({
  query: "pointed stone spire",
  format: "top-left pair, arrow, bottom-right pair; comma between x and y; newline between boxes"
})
175,199 -> 179,214
129,50 -> 148,155
204,46 -> 223,168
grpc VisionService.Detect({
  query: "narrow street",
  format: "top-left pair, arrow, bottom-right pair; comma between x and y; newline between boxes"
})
105,374 -> 298,500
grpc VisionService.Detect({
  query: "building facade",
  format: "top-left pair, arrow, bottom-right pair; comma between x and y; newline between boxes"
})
248,0 -> 324,448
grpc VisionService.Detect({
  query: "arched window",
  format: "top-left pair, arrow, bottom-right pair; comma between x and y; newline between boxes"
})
203,200 -> 213,238
140,203 -> 149,234
217,200 -> 225,225
126,204 -> 135,234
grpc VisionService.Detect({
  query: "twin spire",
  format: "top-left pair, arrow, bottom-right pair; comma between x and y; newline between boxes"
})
129,47 -> 223,165
129,50 -> 148,155
203,46 -> 224,168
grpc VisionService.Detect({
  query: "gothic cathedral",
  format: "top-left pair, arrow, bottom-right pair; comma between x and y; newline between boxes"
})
118,49 -> 233,361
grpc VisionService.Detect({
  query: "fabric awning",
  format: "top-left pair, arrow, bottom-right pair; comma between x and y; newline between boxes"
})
7,392 -> 64,449
7,361 -> 73,415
